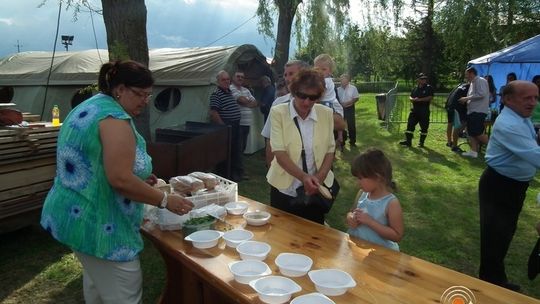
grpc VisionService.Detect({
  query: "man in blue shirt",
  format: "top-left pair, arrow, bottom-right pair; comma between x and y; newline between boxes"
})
478,80 -> 540,291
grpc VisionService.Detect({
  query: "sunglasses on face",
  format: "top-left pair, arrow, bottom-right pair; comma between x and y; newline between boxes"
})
128,87 -> 153,99
295,91 -> 321,101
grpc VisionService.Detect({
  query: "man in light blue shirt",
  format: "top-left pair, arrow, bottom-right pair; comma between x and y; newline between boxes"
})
478,80 -> 539,291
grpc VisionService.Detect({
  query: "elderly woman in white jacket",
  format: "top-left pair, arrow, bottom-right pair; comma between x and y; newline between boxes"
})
266,68 -> 336,224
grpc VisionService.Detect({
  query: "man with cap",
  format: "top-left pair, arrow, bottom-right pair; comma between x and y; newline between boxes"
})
399,73 -> 434,147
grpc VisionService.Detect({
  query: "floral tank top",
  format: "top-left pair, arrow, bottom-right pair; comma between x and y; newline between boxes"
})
41,93 -> 152,262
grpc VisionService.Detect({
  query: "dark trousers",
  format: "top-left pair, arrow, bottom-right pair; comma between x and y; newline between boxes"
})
240,125 -> 250,153
406,108 -> 430,135
217,120 -> 243,181
478,166 -> 528,285
270,186 -> 325,224
343,105 -> 356,145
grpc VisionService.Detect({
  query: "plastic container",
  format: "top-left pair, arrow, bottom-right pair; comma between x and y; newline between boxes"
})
184,174 -> 238,208
228,260 -> 272,284
182,216 -> 216,236
52,105 -> 60,126
184,230 -> 223,249
275,253 -> 313,277
236,241 -> 271,261
243,210 -> 271,226
222,229 -> 254,248
249,276 -> 301,304
308,269 -> 357,296
290,293 -> 335,304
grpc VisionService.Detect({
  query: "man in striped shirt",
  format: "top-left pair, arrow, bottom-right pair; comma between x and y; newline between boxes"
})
209,70 -> 244,181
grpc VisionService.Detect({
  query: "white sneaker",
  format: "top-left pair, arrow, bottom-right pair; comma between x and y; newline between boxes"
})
462,151 -> 478,158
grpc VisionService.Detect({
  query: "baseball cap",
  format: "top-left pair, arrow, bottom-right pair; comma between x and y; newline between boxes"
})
417,73 -> 428,80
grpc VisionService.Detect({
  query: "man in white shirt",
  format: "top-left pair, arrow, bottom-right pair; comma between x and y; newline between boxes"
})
230,71 -> 258,156
337,74 -> 359,147
459,67 -> 490,158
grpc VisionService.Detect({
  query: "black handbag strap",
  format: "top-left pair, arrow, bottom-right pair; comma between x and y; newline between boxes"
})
293,117 -> 309,173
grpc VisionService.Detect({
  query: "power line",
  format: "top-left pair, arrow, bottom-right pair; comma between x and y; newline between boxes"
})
205,13 -> 257,47
86,2 -> 103,64
41,2 -> 63,119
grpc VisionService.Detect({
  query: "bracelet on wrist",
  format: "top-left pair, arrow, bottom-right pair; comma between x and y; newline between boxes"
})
158,191 -> 168,209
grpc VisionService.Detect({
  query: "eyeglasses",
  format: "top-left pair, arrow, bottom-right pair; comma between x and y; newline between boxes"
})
128,87 -> 153,99
295,91 -> 321,101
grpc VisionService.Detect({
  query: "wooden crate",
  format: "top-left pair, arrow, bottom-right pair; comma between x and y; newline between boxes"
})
0,126 -> 59,232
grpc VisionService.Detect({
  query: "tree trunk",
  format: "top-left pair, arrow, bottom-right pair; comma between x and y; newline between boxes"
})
101,0 -> 151,140
421,0 -> 437,88
272,0 -> 301,77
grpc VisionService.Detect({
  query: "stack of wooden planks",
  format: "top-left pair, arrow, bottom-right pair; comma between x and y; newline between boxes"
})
0,125 -> 59,233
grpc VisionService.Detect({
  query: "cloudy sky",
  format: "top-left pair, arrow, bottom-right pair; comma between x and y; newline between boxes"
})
0,0 -> 272,58
0,0 -> 373,59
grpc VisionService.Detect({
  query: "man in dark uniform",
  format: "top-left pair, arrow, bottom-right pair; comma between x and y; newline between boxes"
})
399,73 -> 434,147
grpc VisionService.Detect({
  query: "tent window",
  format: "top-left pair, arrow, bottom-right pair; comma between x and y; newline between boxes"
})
0,86 -> 14,103
154,88 -> 182,112
71,89 -> 93,109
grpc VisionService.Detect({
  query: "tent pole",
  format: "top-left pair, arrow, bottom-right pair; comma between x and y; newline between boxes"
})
41,2 -> 62,121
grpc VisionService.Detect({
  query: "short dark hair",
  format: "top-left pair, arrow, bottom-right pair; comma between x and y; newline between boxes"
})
98,60 -> 154,96
507,72 -> 517,81
288,68 -> 325,97
466,67 -> 477,75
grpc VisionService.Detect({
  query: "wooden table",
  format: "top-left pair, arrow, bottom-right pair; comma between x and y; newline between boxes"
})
141,197 -> 540,304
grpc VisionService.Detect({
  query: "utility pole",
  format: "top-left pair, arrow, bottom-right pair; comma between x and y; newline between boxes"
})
15,40 -> 22,53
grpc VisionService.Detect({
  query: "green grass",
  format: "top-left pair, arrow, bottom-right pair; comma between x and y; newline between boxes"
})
1,95 -> 540,303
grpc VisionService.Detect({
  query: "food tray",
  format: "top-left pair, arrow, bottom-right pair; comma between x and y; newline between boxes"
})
183,173 -> 237,209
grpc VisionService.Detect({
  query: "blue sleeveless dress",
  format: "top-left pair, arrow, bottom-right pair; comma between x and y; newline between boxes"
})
348,192 -> 400,251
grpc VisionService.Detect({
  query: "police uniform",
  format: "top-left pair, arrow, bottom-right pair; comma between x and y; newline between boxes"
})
400,76 -> 434,147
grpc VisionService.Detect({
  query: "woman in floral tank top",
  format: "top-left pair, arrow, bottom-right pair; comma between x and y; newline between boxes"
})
41,60 -> 194,303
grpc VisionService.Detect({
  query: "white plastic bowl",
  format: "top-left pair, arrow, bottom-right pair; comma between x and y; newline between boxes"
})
228,260 -> 272,284
224,201 -> 249,215
249,275 -> 302,304
222,229 -> 254,248
308,269 -> 357,296
236,241 -> 271,261
275,253 -> 313,277
183,230 -> 223,249
290,292 -> 335,304
243,210 -> 271,226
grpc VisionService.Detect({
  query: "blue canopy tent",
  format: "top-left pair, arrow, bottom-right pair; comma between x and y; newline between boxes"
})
468,34 -> 540,97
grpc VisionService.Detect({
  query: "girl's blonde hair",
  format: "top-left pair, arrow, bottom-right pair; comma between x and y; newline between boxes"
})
351,148 -> 397,191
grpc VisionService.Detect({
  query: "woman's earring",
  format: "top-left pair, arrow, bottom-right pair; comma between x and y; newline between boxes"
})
116,95 -> 120,99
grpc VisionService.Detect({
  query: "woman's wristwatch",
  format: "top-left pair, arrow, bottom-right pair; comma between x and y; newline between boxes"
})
158,191 -> 168,209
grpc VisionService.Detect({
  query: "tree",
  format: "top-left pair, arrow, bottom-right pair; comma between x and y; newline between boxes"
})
41,0 -> 152,139
256,0 -> 350,77
257,0 -> 302,77
101,0 -> 151,139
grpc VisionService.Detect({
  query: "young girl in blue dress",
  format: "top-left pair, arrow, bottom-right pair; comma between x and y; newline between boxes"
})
346,148 -> 404,251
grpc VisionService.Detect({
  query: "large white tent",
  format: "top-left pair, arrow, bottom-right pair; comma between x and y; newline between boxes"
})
0,44 -> 272,153
468,34 -> 540,92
